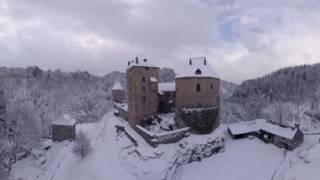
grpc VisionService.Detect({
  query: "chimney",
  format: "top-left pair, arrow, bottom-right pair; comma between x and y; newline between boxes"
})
135,57 -> 139,64
189,58 -> 192,65
143,58 -> 147,62
295,123 -> 300,130
128,61 -> 131,66
204,57 -> 207,65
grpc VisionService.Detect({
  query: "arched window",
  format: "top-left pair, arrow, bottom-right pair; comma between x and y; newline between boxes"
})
195,69 -> 202,75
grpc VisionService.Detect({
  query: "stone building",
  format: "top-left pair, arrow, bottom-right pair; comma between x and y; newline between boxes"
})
127,57 -> 160,130
112,81 -> 126,103
228,119 -> 304,150
52,114 -> 76,142
175,57 -> 220,134
116,56 -> 220,146
259,123 -> 304,151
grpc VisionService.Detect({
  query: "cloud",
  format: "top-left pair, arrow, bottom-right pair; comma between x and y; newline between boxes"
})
1,0 -> 320,82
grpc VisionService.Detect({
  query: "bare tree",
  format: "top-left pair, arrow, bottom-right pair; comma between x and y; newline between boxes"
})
311,86 -> 320,114
73,130 -> 91,158
0,143 -> 9,180
246,94 -> 266,120
2,101 -> 41,177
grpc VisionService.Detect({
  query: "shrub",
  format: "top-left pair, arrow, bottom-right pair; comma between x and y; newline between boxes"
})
73,131 -> 91,159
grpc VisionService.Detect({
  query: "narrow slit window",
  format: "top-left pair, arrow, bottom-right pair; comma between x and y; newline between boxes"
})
196,84 -> 201,92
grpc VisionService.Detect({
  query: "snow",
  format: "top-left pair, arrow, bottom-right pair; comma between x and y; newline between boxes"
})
260,122 -> 297,140
137,125 -> 155,137
228,122 -> 255,135
157,127 -> 190,137
128,58 -> 158,68
182,106 -> 218,113
158,82 -> 175,93
228,119 -> 299,140
12,111 -> 320,180
114,102 -> 128,111
146,113 -> 177,133
52,114 -> 76,126
181,138 -> 285,180
112,81 -> 123,90
137,124 -> 190,138
273,135 -> 320,180
13,112 -> 136,180
113,108 -> 119,114
176,57 -> 219,79
150,77 -> 157,82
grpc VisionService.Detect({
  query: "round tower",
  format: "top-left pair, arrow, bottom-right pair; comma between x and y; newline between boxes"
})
175,57 -> 220,134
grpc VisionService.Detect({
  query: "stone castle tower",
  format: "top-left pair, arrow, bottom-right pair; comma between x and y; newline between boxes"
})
175,57 -> 220,134
127,57 -> 160,129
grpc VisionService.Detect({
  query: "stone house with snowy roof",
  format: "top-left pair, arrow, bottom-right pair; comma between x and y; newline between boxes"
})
112,81 -> 126,103
52,114 -> 76,142
228,119 -> 304,150
122,56 -> 220,145
259,122 -> 303,150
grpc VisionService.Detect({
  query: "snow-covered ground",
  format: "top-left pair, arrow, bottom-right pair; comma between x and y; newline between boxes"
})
12,112 -> 136,180
12,111 -> 320,180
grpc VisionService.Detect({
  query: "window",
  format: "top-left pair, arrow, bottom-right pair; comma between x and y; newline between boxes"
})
142,96 -> 146,103
210,84 -> 213,90
142,76 -> 146,82
196,83 -> 201,92
142,86 -> 146,92
195,69 -> 202,75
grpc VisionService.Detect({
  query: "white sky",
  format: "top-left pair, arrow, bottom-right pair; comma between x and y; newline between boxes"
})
1,0 -> 320,83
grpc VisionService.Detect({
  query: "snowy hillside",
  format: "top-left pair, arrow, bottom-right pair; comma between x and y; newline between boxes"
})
222,63 -> 320,125
0,66 -> 114,136
10,111 -> 320,180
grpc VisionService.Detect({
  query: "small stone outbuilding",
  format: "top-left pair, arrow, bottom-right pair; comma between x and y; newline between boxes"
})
228,119 -> 304,151
52,114 -> 76,142
259,123 -> 304,151
112,81 -> 126,103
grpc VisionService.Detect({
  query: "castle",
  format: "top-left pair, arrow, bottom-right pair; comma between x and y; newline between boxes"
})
113,57 -> 220,146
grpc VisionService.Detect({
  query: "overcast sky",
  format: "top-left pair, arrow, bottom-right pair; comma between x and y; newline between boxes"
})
1,0 -> 320,83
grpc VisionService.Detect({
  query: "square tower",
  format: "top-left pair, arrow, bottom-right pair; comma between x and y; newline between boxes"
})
127,57 -> 160,129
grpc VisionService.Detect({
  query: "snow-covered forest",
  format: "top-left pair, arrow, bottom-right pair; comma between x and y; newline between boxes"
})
1,63 -> 320,180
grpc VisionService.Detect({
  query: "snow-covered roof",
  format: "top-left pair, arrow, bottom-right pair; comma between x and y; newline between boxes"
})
53,114 -> 76,126
228,119 -> 299,140
150,77 -> 157,83
228,122 -> 255,135
259,122 -> 298,140
114,102 -> 128,111
112,81 -> 123,90
127,57 -> 158,68
158,82 -> 175,93
176,57 -> 219,79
